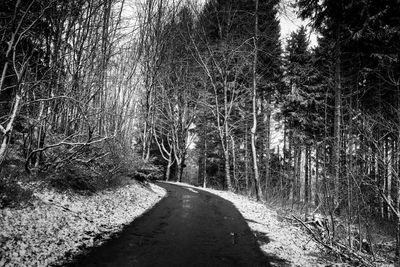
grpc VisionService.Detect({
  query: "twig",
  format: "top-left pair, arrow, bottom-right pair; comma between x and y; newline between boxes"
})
292,215 -> 374,267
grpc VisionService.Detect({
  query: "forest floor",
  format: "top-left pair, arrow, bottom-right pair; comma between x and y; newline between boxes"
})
169,182 -> 327,266
1,178 -> 394,266
0,180 -> 166,266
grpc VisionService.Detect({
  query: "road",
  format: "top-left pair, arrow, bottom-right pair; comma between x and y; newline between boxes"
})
65,182 -> 272,267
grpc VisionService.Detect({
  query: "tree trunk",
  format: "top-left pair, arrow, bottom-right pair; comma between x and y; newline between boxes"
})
245,120 -> 249,194
251,0 -> 261,201
288,132 -> 294,205
283,126 -> 287,199
198,129 -> 206,186
179,156 -> 185,183
333,25 -> 342,209
231,135 -> 237,189
224,141 -> 232,190
0,94 -> 21,167
296,146 -> 302,203
315,145 -> 320,206
166,153 -> 173,181
264,96 -> 271,200
305,145 -> 310,203
34,100 -> 46,168
203,133 -> 207,188
396,82 -> 400,261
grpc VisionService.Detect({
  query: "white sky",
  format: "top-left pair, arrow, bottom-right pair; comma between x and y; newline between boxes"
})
278,1 -> 318,48
123,0 -> 317,48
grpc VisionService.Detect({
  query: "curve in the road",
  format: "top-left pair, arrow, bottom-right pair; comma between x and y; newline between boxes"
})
64,182 -> 279,267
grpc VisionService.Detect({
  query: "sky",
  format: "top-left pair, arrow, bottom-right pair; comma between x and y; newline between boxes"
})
123,0 -> 317,48
278,2 -> 318,48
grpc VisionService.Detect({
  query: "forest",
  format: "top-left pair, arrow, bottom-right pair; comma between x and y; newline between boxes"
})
1,0 -> 400,265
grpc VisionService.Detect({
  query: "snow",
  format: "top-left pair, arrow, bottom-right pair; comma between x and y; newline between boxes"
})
170,182 -> 326,266
0,181 -> 166,266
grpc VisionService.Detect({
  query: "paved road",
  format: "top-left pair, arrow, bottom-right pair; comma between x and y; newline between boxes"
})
65,182 -> 272,267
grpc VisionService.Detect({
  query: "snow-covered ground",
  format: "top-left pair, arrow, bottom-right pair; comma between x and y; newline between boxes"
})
0,181 -> 166,266
1,179 -> 328,266
170,182 -> 326,266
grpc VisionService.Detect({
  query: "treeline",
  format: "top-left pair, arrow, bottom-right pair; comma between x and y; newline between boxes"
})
281,0 -> 400,258
139,0 -> 400,263
139,0 -> 282,196
0,0 -> 158,194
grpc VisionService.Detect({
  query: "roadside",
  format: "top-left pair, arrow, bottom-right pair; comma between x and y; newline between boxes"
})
168,182 -> 326,266
0,181 -> 166,266
65,182 -> 272,267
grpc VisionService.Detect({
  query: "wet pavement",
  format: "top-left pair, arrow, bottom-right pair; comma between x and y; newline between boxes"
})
65,182 -> 272,267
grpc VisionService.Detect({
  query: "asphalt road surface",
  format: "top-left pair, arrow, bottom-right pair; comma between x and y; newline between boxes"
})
65,182 -> 273,267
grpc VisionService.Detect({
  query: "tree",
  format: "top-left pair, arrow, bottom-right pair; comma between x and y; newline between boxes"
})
0,0 -> 146,184
191,0 -> 281,195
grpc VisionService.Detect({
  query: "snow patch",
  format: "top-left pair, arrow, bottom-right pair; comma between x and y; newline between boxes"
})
167,182 -> 325,266
0,181 -> 166,266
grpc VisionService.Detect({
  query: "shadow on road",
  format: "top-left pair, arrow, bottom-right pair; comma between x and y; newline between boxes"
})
63,182 -> 287,267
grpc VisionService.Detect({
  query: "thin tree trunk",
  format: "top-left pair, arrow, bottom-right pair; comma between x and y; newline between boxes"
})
250,0 -> 261,200
333,25 -> 342,209
293,145 -> 298,204
34,100 -> 45,168
396,81 -> 400,261
315,145 -> 319,206
283,126 -> 287,200
231,135 -> 237,190
289,133 -> 294,205
305,145 -> 310,203
297,146 -> 302,203
264,97 -> 271,200
224,141 -> 231,190
203,137 -> 207,188
245,120 -> 249,193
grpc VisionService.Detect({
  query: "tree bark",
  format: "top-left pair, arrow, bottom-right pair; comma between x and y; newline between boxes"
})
166,153 -> 173,181
305,145 -> 310,203
245,120 -> 249,193
231,135 -> 237,189
264,96 -> 271,200
0,94 -> 21,166
315,145 -> 320,206
251,0 -> 261,201
333,25 -> 342,209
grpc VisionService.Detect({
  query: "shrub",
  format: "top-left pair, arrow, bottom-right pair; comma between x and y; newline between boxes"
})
37,138 -> 163,193
49,163 -> 98,193
0,176 -> 33,209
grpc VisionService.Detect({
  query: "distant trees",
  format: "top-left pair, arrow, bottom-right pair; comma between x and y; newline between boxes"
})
191,0 -> 282,193
139,0 -> 283,192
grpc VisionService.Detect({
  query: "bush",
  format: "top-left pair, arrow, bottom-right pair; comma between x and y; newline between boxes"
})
49,163 -> 99,193
46,139 -> 162,193
0,176 -> 33,209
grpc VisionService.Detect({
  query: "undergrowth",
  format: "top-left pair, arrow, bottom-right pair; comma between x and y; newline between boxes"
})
0,175 -> 33,209
0,138 -> 162,207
